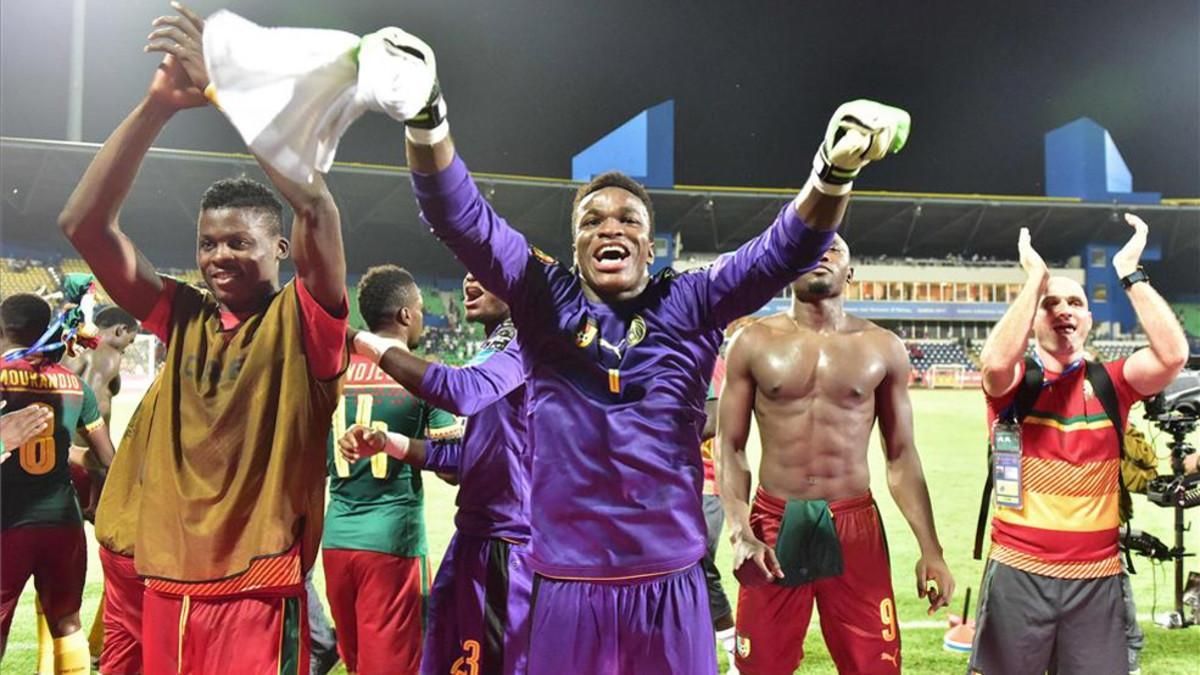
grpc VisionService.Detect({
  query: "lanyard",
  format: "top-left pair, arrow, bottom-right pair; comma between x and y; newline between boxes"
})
1030,351 -> 1084,386
999,352 -> 1084,421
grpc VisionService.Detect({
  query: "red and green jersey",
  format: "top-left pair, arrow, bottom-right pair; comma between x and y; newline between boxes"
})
984,357 -> 1141,579
324,353 -> 462,558
1,353 -> 103,529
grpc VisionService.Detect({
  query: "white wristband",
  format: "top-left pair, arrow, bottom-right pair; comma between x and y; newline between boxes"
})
405,120 -> 450,146
381,431 -> 411,461
806,171 -> 853,197
353,332 -> 407,363
808,151 -> 854,196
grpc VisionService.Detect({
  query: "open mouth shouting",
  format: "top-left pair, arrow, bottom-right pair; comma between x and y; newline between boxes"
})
593,242 -> 632,274
463,283 -> 485,311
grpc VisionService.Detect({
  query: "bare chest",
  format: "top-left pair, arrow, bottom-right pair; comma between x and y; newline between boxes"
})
752,332 -> 888,404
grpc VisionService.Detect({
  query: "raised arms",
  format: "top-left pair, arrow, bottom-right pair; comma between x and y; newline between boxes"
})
1112,215 -> 1189,396
55,4 -> 213,320
979,228 -> 1048,397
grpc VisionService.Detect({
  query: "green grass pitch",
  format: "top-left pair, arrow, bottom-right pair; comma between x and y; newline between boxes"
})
4,389 -> 1198,673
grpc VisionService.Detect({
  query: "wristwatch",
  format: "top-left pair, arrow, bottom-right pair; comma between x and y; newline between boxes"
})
1120,267 -> 1150,290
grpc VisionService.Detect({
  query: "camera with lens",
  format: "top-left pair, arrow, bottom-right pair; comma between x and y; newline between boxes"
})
1144,368 -> 1199,509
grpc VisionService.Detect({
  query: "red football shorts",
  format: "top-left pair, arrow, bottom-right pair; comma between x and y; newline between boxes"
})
735,489 -> 901,675
69,461 -> 93,509
98,547 -> 143,675
322,548 -> 428,675
141,586 -> 308,675
0,525 -> 86,642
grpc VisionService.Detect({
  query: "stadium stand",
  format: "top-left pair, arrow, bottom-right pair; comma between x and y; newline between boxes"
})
1,258 -> 55,297
1091,339 -> 1146,362
906,340 -> 977,372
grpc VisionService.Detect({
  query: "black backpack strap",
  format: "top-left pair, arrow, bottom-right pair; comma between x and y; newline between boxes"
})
974,357 -> 1043,560
1010,357 -> 1046,423
1084,361 -> 1133,522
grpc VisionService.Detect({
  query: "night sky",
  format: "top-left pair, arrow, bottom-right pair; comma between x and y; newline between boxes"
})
2,0 -> 1198,197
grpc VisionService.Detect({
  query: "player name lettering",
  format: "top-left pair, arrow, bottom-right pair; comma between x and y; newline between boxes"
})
0,369 -> 81,391
346,360 -> 394,384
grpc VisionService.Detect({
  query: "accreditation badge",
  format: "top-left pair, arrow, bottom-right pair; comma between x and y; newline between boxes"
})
991,421 -> 1023,510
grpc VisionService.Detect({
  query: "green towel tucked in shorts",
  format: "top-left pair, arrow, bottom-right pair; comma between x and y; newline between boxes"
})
773,498 -> 843,586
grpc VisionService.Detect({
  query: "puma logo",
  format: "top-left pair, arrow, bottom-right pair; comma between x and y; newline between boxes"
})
880,648 -> 899,667
599,337 -> 625,360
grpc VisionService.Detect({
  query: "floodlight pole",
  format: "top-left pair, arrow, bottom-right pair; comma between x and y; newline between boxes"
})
66,0 -> 86,142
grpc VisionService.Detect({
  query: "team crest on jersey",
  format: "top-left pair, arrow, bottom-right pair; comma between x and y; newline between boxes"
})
627,315 -> 647,347
736,634 -> 751,658
575,316 -> 598,348
1083,380 -> 1094,400
531,246 -> 557,266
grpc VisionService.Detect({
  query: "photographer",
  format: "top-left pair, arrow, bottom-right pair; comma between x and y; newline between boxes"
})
1119,413 -> 1199,673
971,215 -> 1189,675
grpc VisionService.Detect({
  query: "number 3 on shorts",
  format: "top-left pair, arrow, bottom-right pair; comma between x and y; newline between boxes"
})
18,403 -> 55,475
880,598 -> 897,642
451,639 -> 481,675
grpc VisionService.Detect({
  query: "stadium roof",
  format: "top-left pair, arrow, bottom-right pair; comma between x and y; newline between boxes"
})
3,137 -> 1198,293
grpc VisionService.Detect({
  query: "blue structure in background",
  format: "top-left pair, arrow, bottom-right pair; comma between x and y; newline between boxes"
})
1044,117 -> 1160,204
1082,241 -> 1162,335
1045,117 -> 1164,333
572,100 -> 675,188
650,234 -> 679,276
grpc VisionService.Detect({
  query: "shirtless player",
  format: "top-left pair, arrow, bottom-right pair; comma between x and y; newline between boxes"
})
63,307 -> 139,424
719,235 -> 954,674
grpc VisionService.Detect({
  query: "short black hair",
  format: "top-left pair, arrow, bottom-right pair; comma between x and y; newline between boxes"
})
200,177 -> 284,236
357,265 -> 419,332
95,306 -> 138,332
572,172 -> 655,233
0,293 -> 52,347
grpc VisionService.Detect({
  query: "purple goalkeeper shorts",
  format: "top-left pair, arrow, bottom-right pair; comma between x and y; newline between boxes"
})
527,563 -> 717,675
421,532 -> 533,675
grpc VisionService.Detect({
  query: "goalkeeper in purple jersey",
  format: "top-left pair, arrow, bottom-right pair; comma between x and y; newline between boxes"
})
364,29 -> 911,675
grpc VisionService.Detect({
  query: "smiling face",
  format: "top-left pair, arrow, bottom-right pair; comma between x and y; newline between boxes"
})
1033,276 -> 1093,360
196,207 -> 288,314
462,273 -> 509,326
572,187 -> 654,302
790,234 -> 853,301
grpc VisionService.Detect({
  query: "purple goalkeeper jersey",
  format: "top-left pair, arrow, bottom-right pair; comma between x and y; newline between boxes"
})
412,157 -> 835,579
418,322 -> 529,541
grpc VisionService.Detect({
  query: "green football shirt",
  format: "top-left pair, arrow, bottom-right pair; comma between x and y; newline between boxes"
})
1,354 -> 103,529
324,353 -> 462,557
